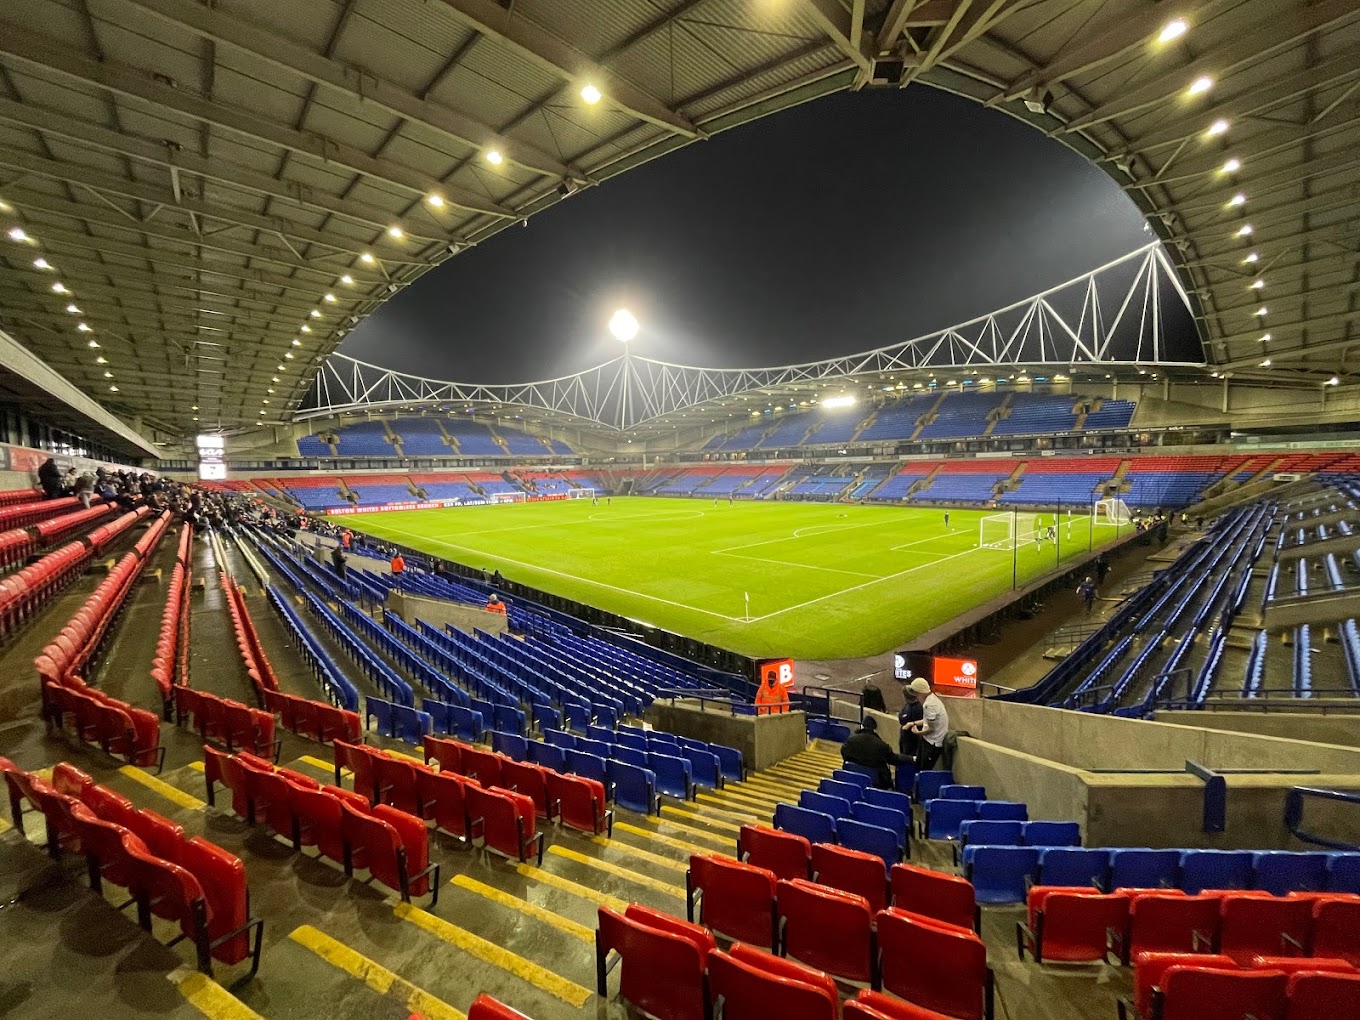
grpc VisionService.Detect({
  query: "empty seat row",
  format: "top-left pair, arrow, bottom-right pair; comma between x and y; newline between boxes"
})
1125,949 -> 1360,1020
963,846 -> 1360,903
603,878 -> 994,1020
204,745 -> 439,902
173,687 -> 277,759
480,728 -> 665,816
1018,886 -> 1360,966
952,819 -> 1080,862
774,799 -> 908,869
262,689 -> 361,745
546,726 -> 698,801
0,494 -> 90,531
607,722 -> 744,785
151,525 -> 192,704
220,568 -> 281,698
265,585 -> 359,711
2,758 -> 262,981
0,502 -> 114,571
739,826 -> 977,927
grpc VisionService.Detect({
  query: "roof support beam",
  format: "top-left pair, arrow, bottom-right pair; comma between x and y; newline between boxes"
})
796,0 -> 873,71
113,0 -> 581,184
429,0 -> 701,138
0,22 -> 515,218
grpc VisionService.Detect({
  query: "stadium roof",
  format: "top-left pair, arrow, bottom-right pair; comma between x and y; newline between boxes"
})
0,0 -> 1357,440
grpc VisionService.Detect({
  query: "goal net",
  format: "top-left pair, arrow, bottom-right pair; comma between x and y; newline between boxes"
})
489,491 -> 526,504
566,488 -> 595,500
979,512 -> 1039,550
1095,497 -> 1132,526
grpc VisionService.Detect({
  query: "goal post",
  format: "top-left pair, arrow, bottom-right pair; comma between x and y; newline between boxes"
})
489,491 -> 526,504
566,488 -> 595,500
1094,496 -> 1132,526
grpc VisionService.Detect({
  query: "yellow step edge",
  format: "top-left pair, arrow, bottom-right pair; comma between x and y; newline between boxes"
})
174,969 -> 266,1020
660,805 -> 743,834
388,748 -> 426,765
449,875 -> 592,942
289,924 -> 466,1020
682,798 -> 762,823
701,788 -> 780,811
395,902 -> 592,1007
740,775 -> 813,795
515,863 -> 629,913
761,767 -> 827,784
589,835 -> 688,873
611,821 -> 730,859
118,766 -> 206,811
758,762 -> 826,777
546,845 -> 684,898
297,754 -> 350,780
628,815 -> 734,849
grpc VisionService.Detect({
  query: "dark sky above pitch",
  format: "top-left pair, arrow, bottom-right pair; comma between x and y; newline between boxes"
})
340,86 -> 1156,383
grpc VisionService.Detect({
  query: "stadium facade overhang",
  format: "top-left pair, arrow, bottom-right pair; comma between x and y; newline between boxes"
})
2,1 -> 1357,440
299,241 -> 1208,436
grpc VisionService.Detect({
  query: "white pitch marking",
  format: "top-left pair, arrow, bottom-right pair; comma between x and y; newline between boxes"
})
711,550 -> 885,580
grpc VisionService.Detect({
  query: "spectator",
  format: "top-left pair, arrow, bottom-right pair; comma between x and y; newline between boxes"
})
1077,575 -> 1097,614
1095,554 -> 1111,584
840,716 -> 904,789
390,552 -> 405,575
898,682 -> 923,759
902,678 -> 949,771
341,529 -> 352,550
330,545 -> 347,581
38,457 -> 62,498
485,594 -> 508,616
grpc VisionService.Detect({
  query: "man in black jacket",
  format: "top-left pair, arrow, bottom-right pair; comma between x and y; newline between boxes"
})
840,716 -> 905,789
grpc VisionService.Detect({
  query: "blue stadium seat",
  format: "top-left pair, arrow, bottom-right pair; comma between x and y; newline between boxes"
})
1328,852 -> 1360,893
774,803 -> 838,846
831,769 -> 873,791
366,696 -> 393,738
836,818 -> 901,868
807,719 -> 850,742
449,705 -> 486,742
819,779 -> 863,802
648,733 -> 679,748
423,699 -> 452,736
940,784 -> 986,801
544,728 -> 576,750
613,746 -> 649,768
838,763 -> 880,785
682,747 -> 722,789
648,753 -> 694,801
800,790 -> 852,820
1108,849 -> 1180,890
564,703 -> 592,731
614,731 -> 648,752
915,771 -> 954,801
575,737 -> 612,759
531,703 -> 561,733
862,788 -> 912,816
1178,850 -> 1254,894
1252,851 -> 1331,896
493,704 -> 526,737
567,750 -> 609,786
1038,848 -> 1110,889
607,761 -> 658,815
850,802 -> 909,849
959,820 -> 1024,849
1022,821 -> 1082,847
391,704 -> 431,745
587,725 -> 616,744
593,705 -> 619,730
492,731 -> 528,761
964,845 -> 1040,905
713,746 -> 745,784
977,801 -> 1028,822
922,799 -> 981,841
525,740 -> 566,773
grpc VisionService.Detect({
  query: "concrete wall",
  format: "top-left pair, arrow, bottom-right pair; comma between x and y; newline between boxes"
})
1155,710 -> 1360,748
386,590 -> 508,639
645,702 -> 806,771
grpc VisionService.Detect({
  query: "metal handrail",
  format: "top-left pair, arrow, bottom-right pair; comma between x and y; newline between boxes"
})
1285,787 -> 1360,851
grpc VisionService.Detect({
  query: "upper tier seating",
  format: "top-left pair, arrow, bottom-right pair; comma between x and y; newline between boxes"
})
388,417 -> 450,456
332,421 -> 394,457
1083,398 -> 1137,430
857,396 -> 933,443
917,393 -> 1008,440
992,394 -> 1080,435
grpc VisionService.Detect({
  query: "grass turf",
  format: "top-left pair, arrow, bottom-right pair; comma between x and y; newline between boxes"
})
347,496 -> 1122,660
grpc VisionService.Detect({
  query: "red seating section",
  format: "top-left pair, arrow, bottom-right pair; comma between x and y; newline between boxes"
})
596,903 -> 715,1020
205,745 -> 438,904
0,495 -> 89,531
812,842 -> 890,913
891,862 -> 977,932
739,824 -> 811,881
1019,886 -> 1129,963
151,525 -> 192,703
686,854 -> 778,948
0,486 -> 42,506
175,687 -> 277,759
0,757 -> 261,980
0,502 -> 114,571
877,907 -> 992,1020
708,943 -> 839,1020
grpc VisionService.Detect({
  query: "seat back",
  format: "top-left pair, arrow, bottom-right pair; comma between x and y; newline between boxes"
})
799,790 -> 851,819
774,803 -> 837,846
960,820 -> 1023,848
491,731 -> 529,762
940,784 -> 986,800
1128,892 -> 1222,958
1310,895 -> 1360,965
876,908 -> 990,1020
1253,852 -> 1331,896
569,750 -> 609,786
1327,852 -> 1360,894
467,784 -> 535,862
850,802 -> 908,847
775,878 -> 874,983
890,862 -> 976,931
738,825 -> 810,882
177,836 -> 252,964
707,946 -> 838,1020
811,842 -> 888,913
924,799 -> 981,840
976,801 -> 1028,821
832,768 -> 873,790
844,990 -> 957,1020
334,740 -> 377,802
647,752 -> 692,800
373,756 -> 424,817
500,759 -> 548,817
963,845 -> 1039,905
819,779 -> 862,802
290,785 -> 349,862
526,740 -> 567,773
1286,971 -> 1360,1020
1219,894 -> 1314,965
914,771 -> 954,801
689,854 -> 777,947
424,734 -> 464,773
1030,889 -> 1129,963
606,761 -> 656,815
547,771 -> 608,834
681,747 -> 721,789
837,817 -> 901,868
1160,965 -> 1287,1020
1039,848 -> 1110,889
1110,849 -> 1181,891
421,769 -> 472,838
862,788 -> 912,816
1022,821 -> 1081,847
462,747 -> 505,789
596,905 -> 711,1020
1179,850 -> 1255,894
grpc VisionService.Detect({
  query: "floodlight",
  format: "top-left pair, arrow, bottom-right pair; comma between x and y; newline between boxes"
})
609,308 -> 639,342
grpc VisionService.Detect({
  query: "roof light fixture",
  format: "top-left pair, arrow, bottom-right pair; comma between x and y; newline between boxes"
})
1251,279 -> 1265,290
340,274 -> 354,285
1260,359 -> 1272,367
76,322 -> 91,332
51,282 -> 69,294
360,252 -> 374,264
65,303 -> 81,314
1243,252 -> 1259,264
1206,119 -> 1230,137
1329,376 -> 1340,386
309,309 -> 321,318
108,385 -> 119,392
387,225 -> 403,239
33,258 -> 51,270
426,194 -> 444,208
1187,75 -> 1214,96
1228,193 -> 1246,207
1159,19 -> 1188,43
485,149 -> 504,166
7,227 -> 28,242
95,356 -> 107,364
1255,306 -> 1269,317
323,293 -> 336,303
1221,158 -> 1241,174
1236,224 -> 1253,237
580,84 -> 602,105
291,338 -> 301,346
1259,333 -> 1272,342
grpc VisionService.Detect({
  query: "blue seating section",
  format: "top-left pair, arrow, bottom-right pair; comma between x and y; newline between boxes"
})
917,468 -> 1011,503
332,420 -> 395,457
1000,471 -> 1108,505
917,393 -> 1007,439
991,394 -> 1079,435
1083,398 -> 1136,430
775,780 -> 911,866
264,585 -> 359,711
297,434 -> 331,456
347,484 -> 412,505
389,418 -> 450,455
856,396 -> 931,442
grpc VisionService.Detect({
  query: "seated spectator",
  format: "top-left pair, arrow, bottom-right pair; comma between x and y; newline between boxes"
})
841,716 -> 904,788
486,594 -> 508,616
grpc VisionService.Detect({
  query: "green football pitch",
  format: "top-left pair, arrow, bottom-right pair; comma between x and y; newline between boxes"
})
347,497 -> 1122,660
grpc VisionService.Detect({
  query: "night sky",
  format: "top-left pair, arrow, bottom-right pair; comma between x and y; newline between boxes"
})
341,86 -> 1155,383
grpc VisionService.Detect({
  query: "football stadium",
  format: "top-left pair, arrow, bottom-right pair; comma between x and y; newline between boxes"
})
3,3 -> 1360,1020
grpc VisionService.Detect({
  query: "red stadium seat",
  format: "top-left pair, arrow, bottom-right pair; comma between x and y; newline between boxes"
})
1250,956 -> 1356,976
844,990 -> 959,1020
1127,892 -> 1221,960
423,734 -> 467,774
812,842 -> 889,913
595,904 -> 714,1020
468,995 -> 534,1020
877,908 -> 993,1020
1303,895 -> 1360,965
1219,893 -> 1313,964
1019,886 -> 1129,963
546,771 -> 611,836
776,878 -> 876,984
1154,965 -> 1288,1020
124,807 -> 185,862
466,784 -> 543,864
334,740 -> 379,802
708,944 -> 838,1020
739,824 -> 811,881
462,747 -> 505,789
686,854 -> 778,947
500,759 -> 549,818
890,862 -> 977,932
1129,953 -> 1238,1019
1286,971 -> 1360,1020
420,768 -> 473,841
339,801 -> 438,904
291,784 -> 357,863
373,755 -> 433,819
